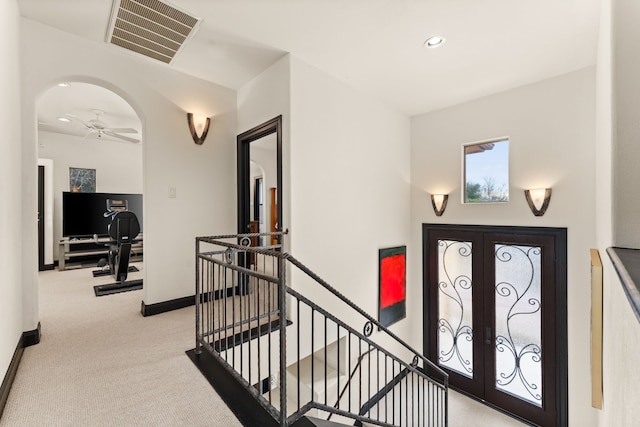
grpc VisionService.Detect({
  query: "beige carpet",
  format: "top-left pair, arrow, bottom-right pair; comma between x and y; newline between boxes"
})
1,262 -> 528,427
0,263 -> 242,427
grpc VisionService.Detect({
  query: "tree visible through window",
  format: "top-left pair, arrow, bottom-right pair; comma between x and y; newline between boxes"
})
463,139 -> 509,203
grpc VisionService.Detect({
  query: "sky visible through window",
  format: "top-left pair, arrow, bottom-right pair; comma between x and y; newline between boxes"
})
464,139 -> 509,203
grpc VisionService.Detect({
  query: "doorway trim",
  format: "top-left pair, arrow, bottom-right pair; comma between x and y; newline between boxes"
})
422,223 -> 568,426
237,116 -> 283,238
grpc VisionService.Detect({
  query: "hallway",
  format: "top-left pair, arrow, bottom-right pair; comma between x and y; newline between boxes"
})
0,265 -> 241,426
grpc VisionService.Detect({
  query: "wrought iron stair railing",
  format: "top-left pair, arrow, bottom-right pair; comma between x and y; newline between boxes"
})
195,232 -> 448,426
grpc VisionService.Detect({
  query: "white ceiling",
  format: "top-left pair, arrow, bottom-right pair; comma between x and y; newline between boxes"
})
20,0 -> 602,121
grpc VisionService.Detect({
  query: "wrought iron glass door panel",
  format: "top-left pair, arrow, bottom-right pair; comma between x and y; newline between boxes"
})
427,230 -> 484,397
493,244 -> 543,406
424,225 -> 567,427
482,233 -> 557,427
437,239 -> 474,378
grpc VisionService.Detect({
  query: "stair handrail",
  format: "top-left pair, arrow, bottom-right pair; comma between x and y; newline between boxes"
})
195,231 -> 448,426
285,254 -> 448,382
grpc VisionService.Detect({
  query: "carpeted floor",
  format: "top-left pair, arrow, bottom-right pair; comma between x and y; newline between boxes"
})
0,264 -> 242,427
1,263 -> 527,427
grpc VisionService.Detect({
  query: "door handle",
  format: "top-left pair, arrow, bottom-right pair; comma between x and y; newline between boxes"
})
485,326 -> 492,345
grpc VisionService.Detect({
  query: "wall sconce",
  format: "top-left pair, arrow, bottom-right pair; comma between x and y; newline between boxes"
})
187,113 -> 211,145
431,194 -> 448,216
524,188 -> 552,216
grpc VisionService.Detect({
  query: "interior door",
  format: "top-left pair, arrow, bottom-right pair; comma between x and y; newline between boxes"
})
424,224 -> 567,427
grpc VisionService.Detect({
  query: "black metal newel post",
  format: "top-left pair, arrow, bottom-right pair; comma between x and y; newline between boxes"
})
279,253 -> 287,427
195,238 -> 201,354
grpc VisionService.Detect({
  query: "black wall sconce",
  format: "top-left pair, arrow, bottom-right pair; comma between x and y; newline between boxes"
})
431,194 -> 448,216
187,113 -> 211,145
524,188 -> 552,216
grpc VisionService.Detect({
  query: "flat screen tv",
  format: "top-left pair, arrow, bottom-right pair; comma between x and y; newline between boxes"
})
62,192 -> 143,238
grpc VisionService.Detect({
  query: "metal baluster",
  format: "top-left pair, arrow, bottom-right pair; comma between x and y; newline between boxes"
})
297,299 -> 301,411
348,332 -> 352,413
256,272 -> 261,395
412,370 -> 416,425
405,368 -> 408,426
324,315 -> 328,406
358,338 -> 362,414
336,323 -> 340,414
267,258 -> 272,404
431,382 -> 434,426
206,260 -> 210,349
214,262 -> 218,350
376,351 -> 380,424
224,262 -> 229,362
311,308 -> 315,405
367,341 -> 371,419
398,361 -> 402,425
384,354 -> 388,425
437,383 -> 441,426
195,240 -> 201,353
240,261 -> 244,378
392,360 -> 395,424
232,267 -> 237,370
422,377 -> 425,425
278,253 -> 287,427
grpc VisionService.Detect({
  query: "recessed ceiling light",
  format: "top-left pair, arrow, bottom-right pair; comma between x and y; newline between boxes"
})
57,82 -> 70,87
424,35 -> 446,49
57,117 -> 71,123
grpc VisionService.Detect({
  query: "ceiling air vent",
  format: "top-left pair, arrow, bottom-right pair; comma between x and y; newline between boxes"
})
106,0 -> 201,64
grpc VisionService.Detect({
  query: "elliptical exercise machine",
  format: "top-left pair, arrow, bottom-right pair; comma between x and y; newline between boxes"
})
93,199 -> 141,289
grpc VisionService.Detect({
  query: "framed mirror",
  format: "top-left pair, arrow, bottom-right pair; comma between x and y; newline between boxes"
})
463,138 -> 509,203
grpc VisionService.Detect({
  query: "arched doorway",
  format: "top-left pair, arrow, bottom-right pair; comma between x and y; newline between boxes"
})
36,80 -> 143,290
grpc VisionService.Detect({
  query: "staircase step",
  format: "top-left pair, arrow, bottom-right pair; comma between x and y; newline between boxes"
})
292,415 -> 353,427
186,348 -> 279,427
213,317 -> 293,351
268,385 -> 305,418
288,356 -> 345,395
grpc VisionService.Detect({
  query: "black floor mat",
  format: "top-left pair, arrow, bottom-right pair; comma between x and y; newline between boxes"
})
92,265 -> 139,277
94,279 -> 143,296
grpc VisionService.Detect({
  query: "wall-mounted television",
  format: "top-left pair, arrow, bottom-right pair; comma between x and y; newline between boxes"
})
62,192 -> 143,238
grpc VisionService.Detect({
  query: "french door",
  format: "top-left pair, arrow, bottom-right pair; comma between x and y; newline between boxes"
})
423,225 -> 567,427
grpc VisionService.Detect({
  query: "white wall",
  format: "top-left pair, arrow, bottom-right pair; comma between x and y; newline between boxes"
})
601,266 -> 640,427
600,0 -> 640,425
288,56 -> 413,350
38,131 -> 143,259
238,55 -> 291,240
21,19 -> 237,313
0,0 -> 23,381
410,68 -> 598,427
237,55 -> 290,136
238,54 -> 413,361
612,0 -> 640,248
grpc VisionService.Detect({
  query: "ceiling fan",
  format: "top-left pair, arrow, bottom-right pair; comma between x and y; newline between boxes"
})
63,109 -> 140,143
